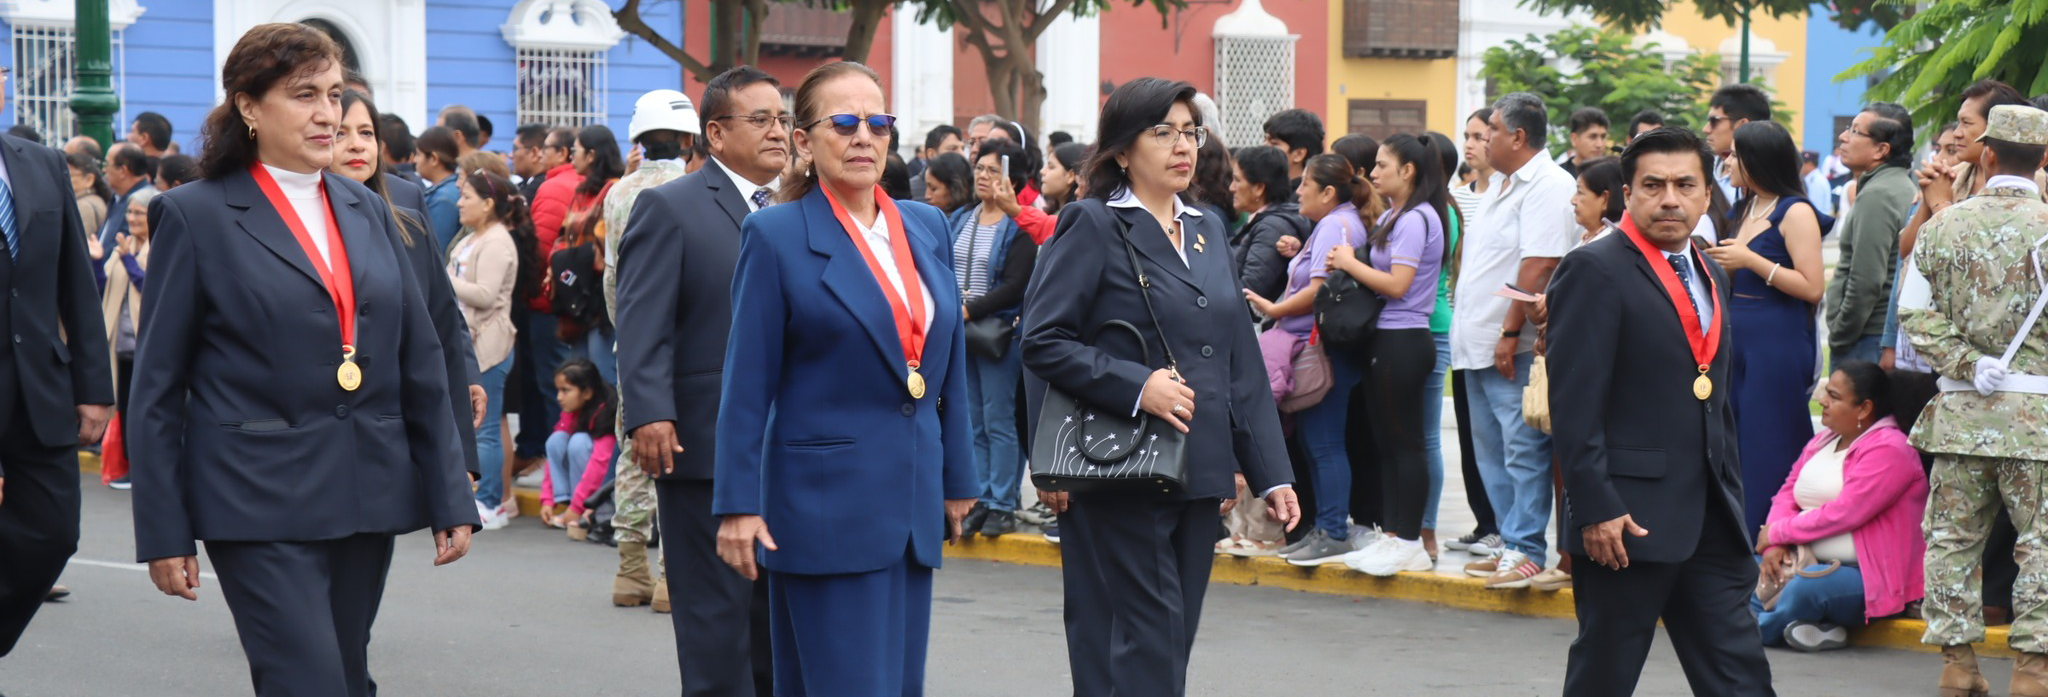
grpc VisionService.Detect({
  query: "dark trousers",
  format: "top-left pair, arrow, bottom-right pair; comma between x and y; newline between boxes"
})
0,390 -> 79,657
206,534 -> 397,697
1368,328 -> 1435,540
1563,498 -> 1775,697
1450,369 -> 1496,537
1061,493 -> 1219,697
508,308 -> 547,459
655,479 -> 772,697
766,556 -> 932,697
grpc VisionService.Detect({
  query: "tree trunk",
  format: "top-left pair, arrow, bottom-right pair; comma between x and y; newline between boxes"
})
741,0 -> 768,68
842,0 -> 891,64
987,58 -> 1018,125
613,0 -> 714,82
1014,59 -> 1045,134
710,0 -> 741,74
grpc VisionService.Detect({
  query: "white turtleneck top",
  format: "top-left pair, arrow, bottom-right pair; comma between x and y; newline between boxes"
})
264,164 -> 335,267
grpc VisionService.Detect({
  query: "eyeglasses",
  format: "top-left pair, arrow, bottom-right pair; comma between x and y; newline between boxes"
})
973,165 -> 1005,178
804,113 -> 896,137
1147,125 -> 1208,148
713,113 -> 793,131
1706,116 -> 1728,128
1844,126 -> 1875,140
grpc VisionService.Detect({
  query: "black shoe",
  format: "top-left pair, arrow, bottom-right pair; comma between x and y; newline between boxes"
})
1042,522 -> 1061,543
961,502 -> 990,535
44,585 -> 70,602
980,510 -> 1016,537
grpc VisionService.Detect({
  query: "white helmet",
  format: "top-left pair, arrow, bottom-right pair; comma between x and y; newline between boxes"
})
628,89 -> 701,141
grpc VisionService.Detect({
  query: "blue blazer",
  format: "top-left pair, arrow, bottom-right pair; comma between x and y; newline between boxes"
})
713,186 -> 977,576
129,167 -> 477,562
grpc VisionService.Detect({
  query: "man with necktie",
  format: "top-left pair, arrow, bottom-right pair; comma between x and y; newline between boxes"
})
0,119 -> 115,663
1548,127 -> 1774,696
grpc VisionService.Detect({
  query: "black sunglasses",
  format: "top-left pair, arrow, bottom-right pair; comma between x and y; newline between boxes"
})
804,113 -> 896,137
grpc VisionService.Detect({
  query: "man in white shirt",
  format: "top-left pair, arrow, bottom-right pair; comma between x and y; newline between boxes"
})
1450,92 -> 1576,590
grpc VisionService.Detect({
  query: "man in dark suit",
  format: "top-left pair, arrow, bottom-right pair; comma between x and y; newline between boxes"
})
1547,127 -> 1774,696
614,65 -> 788,697
0,129 -> 115,659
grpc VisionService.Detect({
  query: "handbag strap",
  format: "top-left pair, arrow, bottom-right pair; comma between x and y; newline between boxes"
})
1111,211 -> 1180,373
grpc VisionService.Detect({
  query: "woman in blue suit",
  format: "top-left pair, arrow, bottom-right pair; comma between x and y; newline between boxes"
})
1019,77 -> 1301,697
713,61 -> 977,695
129,24 -> 477,696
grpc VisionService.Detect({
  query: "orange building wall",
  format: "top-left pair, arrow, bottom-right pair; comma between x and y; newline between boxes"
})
675,6 -> 897,103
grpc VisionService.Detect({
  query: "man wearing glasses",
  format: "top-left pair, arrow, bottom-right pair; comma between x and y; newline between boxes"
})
614,65 -> 790,697
1827,102 -> 1918,367
1704,84 -> 1772,206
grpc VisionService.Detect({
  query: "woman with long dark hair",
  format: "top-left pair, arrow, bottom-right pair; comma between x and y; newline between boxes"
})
450,169 -> 538,532
67,151 -> 114,241
569,125 -> 626,229
330,88 -> 485,482
714,61 -> 976,693
922,151 -> 975,215
1246,152 -> 1372,568
1328,133 -> 1449,576
1192,135 -> 1236,227
1702,119 -> 1830,535
1021,77 -> 1298,695
130,23 -> 474,694
1040,142 -> 1085,215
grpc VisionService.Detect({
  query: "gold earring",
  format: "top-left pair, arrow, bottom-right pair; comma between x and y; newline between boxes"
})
247,125 -> 256,140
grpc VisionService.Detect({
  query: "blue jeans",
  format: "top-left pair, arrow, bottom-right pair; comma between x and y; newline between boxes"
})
545,431 -> 598,506
1464,351 -> 1553,562
1423,332 -> 1449,530
474,358 -> 512,507
1833,334 -> 1882,371
1300,351 -> 1365,540
965,350 -> 1023,512
1751,562 -> 1866,646
574,326 -> 619,387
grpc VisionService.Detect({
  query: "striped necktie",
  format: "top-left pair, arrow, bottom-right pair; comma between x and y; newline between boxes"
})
0,175 -> 17,262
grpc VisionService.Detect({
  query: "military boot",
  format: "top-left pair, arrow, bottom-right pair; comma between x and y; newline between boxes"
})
1939,644 -> 1991,697
651,574 -> 671,614
613,541 -> 655,607
2013,651 -> 2048,697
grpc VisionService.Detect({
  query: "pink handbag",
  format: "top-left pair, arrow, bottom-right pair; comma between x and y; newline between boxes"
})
1280,330 -> 1334,413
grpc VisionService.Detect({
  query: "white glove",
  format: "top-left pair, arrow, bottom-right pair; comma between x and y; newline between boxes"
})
1974,356 -> 2010,396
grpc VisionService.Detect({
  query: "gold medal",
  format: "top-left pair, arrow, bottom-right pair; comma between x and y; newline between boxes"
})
338,346 -> 363,392
1692,369 -> 1712,401
907,368 -> 927,399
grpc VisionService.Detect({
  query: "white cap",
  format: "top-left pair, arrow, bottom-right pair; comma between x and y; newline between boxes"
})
628,89 -> 700,141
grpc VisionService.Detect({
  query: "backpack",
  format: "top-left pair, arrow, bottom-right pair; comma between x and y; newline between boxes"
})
1311,213 -> 1381,353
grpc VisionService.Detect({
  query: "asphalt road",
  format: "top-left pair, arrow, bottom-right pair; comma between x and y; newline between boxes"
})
1,475 -> 1967,695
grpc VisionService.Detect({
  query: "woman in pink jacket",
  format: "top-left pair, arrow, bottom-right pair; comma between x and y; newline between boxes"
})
1754,360 -> 1929,651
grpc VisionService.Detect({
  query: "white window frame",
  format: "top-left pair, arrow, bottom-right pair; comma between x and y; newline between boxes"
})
3,0 -> 142,145
502,0 -> 623,128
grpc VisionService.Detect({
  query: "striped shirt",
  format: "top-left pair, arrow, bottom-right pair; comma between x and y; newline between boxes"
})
952,204 -> 1001,300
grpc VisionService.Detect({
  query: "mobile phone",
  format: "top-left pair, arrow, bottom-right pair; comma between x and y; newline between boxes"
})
1000,155 -> 1011,179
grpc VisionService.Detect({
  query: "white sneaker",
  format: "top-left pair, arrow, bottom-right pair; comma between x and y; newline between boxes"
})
477,500 -> 510,531
1349,539 -> 1433,577
1467,533 -> 1505,557
1339,534 -> 1397,567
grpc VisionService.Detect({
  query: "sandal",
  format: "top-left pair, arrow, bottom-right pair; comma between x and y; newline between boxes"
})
1229,538 -> 1285,557
540,503 -> 569,529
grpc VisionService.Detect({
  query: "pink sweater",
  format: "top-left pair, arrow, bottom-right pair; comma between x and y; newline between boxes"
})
540,410 -> 617,516
1763,417 -> 1928,621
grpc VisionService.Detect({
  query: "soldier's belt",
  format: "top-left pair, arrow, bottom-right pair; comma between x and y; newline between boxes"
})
1939,375 -> 2048,395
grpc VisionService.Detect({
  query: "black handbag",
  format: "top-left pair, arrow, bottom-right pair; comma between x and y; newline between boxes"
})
1028,216 -> 1190,494
965,316 -> 1014,359
1313,221 -> 1383,353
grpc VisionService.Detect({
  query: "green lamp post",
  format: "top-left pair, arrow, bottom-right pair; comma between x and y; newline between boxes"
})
68,0 -> 121,150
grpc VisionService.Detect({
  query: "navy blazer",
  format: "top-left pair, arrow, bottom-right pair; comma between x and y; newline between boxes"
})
712,186 -> 977,576
615,161 -> 752,481
0,134 -> 115,460
1548,231 -> 1744,563
129,167 -> 477,562
1019,198 -> 1292,500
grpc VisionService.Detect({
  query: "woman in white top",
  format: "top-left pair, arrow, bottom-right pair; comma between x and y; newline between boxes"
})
446,170 -> 533,530
1753,360 -> 1928,652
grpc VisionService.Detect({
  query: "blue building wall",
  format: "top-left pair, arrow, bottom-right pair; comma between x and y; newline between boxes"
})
425,0 -> 684,150
1803,5 -> 1885,154
120,2 -> 218,153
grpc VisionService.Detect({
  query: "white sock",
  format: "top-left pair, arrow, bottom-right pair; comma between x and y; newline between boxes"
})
1392,537 -> 1424,552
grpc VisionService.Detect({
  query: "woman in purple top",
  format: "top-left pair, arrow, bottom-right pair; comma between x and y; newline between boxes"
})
1328,133 -> 1449,576
1245,153 -> 1374,566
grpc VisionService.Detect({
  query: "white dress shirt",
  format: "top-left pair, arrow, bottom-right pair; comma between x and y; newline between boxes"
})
1449,153 -> 1577,370
849,203 -> 935,337
264,164 -> 333,267
1666,241 -> 1715,331
1105,187 -> 1203,267
711,156 -> 780,214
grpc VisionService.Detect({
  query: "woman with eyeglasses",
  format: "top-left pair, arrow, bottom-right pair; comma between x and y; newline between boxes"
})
946,137 -> 1041,538
448,169 -> 537,530
1020,77 -> 1300,697
712,61 -> 976,695
128,24 -> 475,693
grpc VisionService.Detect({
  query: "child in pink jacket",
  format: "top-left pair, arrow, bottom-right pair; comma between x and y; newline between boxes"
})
543,358 -> 617,540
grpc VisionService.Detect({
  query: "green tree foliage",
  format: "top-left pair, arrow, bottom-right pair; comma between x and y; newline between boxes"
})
1479,26 -> 1725,153
1820,0 -> 1910,33
1515,0 -> 1809,31
1844,0 -> 2048,140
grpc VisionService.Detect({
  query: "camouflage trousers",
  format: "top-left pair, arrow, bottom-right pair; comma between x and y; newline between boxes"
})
1923,454 -> 2048,652
613,404 -> 659,546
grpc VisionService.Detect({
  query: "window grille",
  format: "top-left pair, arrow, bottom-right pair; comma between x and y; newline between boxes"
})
515,47 -> 606,127
1214,35 -> 1295,150
10,24 -> 126,144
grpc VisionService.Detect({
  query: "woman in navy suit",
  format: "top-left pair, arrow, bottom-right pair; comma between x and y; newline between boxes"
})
1019,77 -> 1301,697
713,61 -> 977,695
128,24 -> 476,696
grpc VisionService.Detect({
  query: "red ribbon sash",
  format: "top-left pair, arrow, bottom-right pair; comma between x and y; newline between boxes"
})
251,162 -> 355,349
823,184 -> 927,368
1619,215 -> 1721,372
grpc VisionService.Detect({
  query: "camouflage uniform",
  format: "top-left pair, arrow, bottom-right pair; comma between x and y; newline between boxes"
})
603,159 -> 690,546
1901,153 -> 2048,651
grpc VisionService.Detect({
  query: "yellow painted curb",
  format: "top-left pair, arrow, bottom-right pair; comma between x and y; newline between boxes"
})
77,452 -> 2014,656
